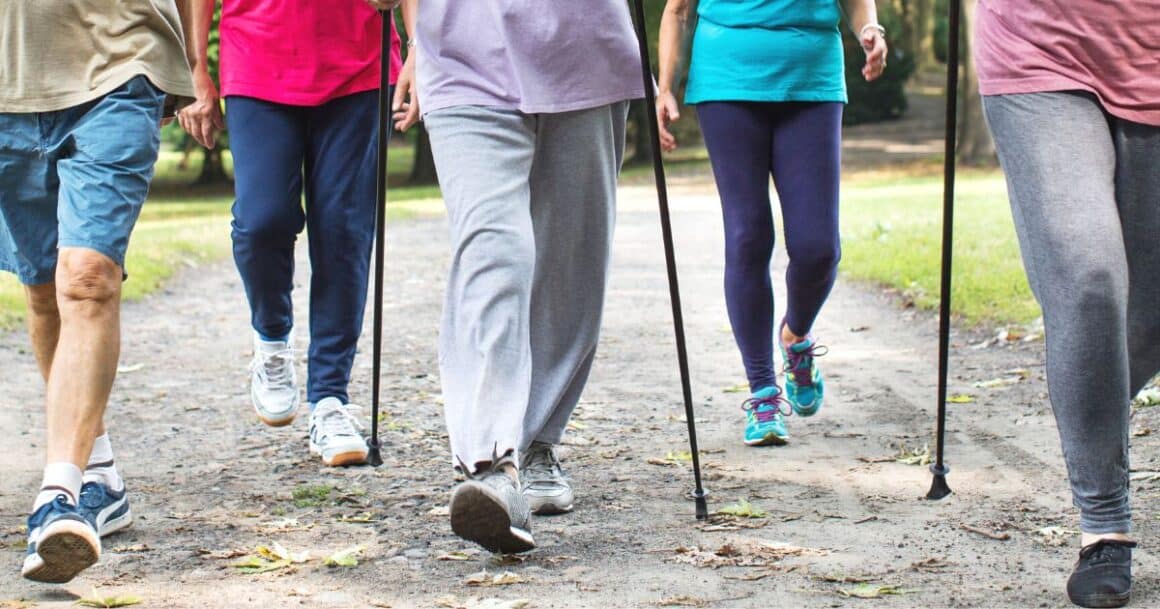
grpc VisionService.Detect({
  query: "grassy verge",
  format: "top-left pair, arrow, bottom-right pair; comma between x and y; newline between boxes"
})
0,190 -> 443,331
840,170 -> 1038,326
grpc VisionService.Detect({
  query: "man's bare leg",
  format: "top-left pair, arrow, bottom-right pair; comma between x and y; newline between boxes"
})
43,248 -> 122,472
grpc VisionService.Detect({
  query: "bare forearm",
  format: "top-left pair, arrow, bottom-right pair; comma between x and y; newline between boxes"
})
179,0 -> 216,74
401,0 -> 417,40
658,0 -> 697,94
845,0 -> 879,36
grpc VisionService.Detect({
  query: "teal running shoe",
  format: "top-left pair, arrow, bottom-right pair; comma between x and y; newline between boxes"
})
742,386 -> 791,446
779,322 -> 827,417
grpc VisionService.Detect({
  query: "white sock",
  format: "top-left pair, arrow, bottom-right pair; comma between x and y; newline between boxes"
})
34,462 -> 83,510
83,434 -> 124,492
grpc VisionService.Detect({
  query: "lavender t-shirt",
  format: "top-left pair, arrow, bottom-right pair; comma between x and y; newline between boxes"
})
416,1 -> 644,115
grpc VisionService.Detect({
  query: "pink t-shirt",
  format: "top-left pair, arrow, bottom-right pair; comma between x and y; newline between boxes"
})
974,0 -> 1160,126
220,0 -> 402,106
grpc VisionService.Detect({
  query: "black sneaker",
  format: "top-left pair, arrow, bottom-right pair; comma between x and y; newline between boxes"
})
1067,539 -> 1137,608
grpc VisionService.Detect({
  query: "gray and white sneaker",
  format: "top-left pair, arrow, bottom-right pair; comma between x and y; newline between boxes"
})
309,397 -> 369,466
520,442 -> 574,515
250,332 -> 299,427
450,468 -> 535,554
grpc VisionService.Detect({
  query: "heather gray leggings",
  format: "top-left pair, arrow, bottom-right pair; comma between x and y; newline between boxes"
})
983,91 -> 1160,534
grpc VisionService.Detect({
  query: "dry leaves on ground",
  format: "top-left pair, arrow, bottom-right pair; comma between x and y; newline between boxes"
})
669,539 -> 825,569
465,571 -> 524,587
838,584 -> 917,599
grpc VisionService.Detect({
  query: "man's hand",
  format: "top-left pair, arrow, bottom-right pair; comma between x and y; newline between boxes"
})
178,68 -> 224,149
392,52 -> 420,132
365,0 -> 402,10
656,90 -> 681,153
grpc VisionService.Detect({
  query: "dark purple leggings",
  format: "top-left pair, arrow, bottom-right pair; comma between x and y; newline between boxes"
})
696,101 -> 843,391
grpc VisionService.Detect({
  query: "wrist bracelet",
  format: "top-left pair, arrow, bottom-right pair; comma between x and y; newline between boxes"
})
859,23 -> 886,38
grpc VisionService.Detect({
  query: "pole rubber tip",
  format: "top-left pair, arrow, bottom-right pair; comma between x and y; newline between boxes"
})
366,437 -> 384,467
925,463 -> 951,500
691,488 -> 709,520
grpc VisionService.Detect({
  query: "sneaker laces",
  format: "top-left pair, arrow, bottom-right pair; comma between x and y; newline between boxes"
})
742,391 -> 791,422
314,402 -> 365,439
522,444 -> 564,484
1079,539 -> 1137,564
784,340 -> 828,387
252,346 -> 297,389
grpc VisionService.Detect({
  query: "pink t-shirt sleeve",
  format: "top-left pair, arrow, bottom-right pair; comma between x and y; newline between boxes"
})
973,0 -> 1160,126
220,0 -> 403,106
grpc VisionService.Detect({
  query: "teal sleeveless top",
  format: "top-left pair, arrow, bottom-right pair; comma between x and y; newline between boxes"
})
685,0 -> 847,104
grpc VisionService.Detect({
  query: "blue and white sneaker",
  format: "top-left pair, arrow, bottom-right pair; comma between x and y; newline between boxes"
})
78,482 -> 132,537
779,321 -> 827,417
21,496 -> 101,583
742,386 -> 791,446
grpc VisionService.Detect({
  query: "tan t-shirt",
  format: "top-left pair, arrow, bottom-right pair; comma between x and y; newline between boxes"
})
0,1 -> 195,113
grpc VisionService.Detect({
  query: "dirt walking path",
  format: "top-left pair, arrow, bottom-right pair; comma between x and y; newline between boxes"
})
2,183 -> 1159,609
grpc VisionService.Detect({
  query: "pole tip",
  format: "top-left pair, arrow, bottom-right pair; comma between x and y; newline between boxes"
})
925,463 -> 951,500
692,488 -> 709,520
366,437 -> 384,467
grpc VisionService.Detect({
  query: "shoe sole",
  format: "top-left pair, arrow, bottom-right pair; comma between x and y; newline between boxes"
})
252,387 -> 299,428
22,521 -> 100,583
1068,591 -> 1131,609
450,482 -> 535,554
528,495 -> 574,516
309,442 -> 369,467
99,509 -> 133,537
745,433 -> 789,447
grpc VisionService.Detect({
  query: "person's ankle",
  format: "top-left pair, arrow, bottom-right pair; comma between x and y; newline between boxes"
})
1082,532 -> 1133,548
780,324 -> 804,347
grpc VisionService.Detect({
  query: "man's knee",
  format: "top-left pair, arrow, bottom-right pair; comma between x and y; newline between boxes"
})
55,249 -> 121,307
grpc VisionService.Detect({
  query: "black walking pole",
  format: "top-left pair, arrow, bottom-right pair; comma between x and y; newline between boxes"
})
366,9 -> 392,467
629,0 -> 709,520
927,0 -> 961,500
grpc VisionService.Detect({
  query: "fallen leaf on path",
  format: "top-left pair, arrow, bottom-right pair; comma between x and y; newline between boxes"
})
647,458 -> 676,467
655,596 -> 709,607
895,444 -> 931,466
109,544 -> 150,553
324,545 -> 364,567
1033,526 -> 1077,547
665,451 -> 693,463
722,383 -> 748,394
489,554 -> 526,567
337,512 -> 382,523
815,573 -> 874,584
465,571 -> 523,587
670,540 -> 825,569
1,600 -> 33,609
476,600 -> 530,609
566,420 -> 587,431
234,542 -> 313,573
428,506 -> 451,517
1133,427 -> 1152,437
116,363 -> 144,374
948,394 -> 974,404
437,551 -> 476,561
716,499 -> 768,519
857,456 -> 895,464
75,588 -> 142,608
257,517 -> 312,532
849,325 -> 870,332
196,548 -> 247,560
838,584 -> 916,599
974,369 -> 1031,389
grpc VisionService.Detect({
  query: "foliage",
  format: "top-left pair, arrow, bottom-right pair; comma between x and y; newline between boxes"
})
843,6 -> 916,125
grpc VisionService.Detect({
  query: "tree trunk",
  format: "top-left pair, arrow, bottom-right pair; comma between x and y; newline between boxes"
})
625,99 -> 652,166
193,146 -> 231,186
911,0 -> 936,68
955,0 -> 995,166
409,124 -> 439,185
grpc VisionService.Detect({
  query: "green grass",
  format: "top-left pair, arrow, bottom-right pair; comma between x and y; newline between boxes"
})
291,483 -> 335,508
840,171 -> 1039,326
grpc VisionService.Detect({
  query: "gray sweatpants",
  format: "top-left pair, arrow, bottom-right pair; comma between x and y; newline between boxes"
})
984,91 -> 1160,534
424,102 -> 628,475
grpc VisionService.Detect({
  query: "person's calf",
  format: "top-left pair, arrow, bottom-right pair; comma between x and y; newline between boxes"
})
23,282 -> 60,381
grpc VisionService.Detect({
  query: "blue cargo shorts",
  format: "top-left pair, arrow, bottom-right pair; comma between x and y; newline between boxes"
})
0,75 -> 165,285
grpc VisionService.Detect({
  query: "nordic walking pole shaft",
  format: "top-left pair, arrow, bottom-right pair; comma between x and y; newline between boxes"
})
367,8 -> 391,467
927,0 -> 960,500
630,0 -> 709,520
